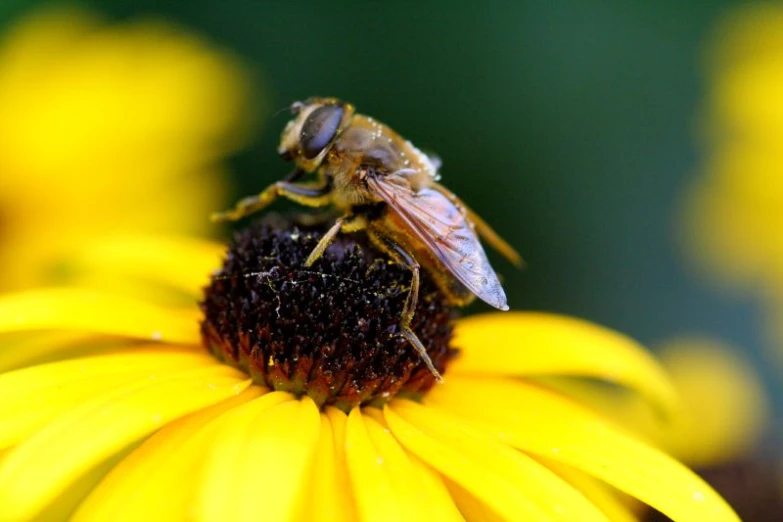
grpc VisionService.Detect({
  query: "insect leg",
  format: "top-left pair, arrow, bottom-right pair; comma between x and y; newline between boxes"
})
368,231 -> 444,383
304,216 -> 344,267
210,180 -> 332,223
304,215 -> 367,267
283,168 -> 305,182
430,182 -> 524,268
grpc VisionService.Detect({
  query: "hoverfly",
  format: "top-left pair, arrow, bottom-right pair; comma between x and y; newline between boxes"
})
212,97 -> 521,381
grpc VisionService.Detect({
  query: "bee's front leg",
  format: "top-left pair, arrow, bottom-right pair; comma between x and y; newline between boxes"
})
210,178 -> 332,223
303,215 -> 367,267
367,231 -> 444,383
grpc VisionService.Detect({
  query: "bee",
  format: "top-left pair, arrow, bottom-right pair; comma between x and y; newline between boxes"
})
212,97 -> 521,381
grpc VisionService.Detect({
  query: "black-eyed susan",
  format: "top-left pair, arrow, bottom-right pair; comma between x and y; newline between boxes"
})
0,221 -> 739,521
0,7 -> 255,292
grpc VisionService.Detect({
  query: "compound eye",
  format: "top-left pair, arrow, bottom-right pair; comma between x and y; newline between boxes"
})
300,104 -> 344,159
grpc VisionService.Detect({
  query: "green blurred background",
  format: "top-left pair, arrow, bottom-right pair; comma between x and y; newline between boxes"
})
0,0 -> 773,405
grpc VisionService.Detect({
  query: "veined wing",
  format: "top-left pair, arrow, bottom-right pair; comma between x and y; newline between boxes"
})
431,182 -> 523,268
368,175 -> 508,310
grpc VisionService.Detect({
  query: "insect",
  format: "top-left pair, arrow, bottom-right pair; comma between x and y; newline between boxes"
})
212,97 -> 521,381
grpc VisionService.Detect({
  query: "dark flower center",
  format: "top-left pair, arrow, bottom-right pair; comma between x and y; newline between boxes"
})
200,215 -> 458,411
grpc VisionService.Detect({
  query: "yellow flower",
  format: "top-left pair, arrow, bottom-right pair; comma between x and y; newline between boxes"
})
0,8 -> 254,292
652,338 -> 769,467
682,4 -> 783,370
556,337 -> 770,468
683,4 -> 783,293
0,223 -> 738,521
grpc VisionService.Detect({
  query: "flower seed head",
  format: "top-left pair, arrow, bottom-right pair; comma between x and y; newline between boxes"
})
200,216 -> 458,411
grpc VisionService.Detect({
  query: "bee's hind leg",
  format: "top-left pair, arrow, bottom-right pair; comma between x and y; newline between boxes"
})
303,215 -> 367,267
430,182 -> 523,268
367,231 -> 444,383
211,178 -> 332,223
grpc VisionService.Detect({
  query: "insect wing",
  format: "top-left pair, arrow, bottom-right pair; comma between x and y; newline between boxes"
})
368,176 -> 508,310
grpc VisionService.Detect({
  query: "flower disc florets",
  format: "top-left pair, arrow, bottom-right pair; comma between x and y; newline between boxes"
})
200,216 -> 457,411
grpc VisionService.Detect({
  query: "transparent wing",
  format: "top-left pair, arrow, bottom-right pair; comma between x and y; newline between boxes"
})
430,182 -> 524,268
368,175 -> 508,310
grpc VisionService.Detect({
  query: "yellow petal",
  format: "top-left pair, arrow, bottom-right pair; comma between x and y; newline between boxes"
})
327,407 -> 359,520
364,412 -> 464,522
0,330 -> 101,371
35,442 -> 138,522
385,399 -> 610,522
0,364 -> 249,520
69,235 -> 225,298
346,408 -> 462,522
194,396 -> 321,522
545,460 -> 639,522
451,313 -> 678,412
68,272 -> 194,308
443,477 -> 504,522
0,348 -> 215,449
0,287 -> 200,344
363,409 -> 464,517
73,386 -> 267,522
426,376 -> 739,522
539,337 -> 772,468
408,455 -> 465,522
345,408 -> 414,522
308,410 -> 358,522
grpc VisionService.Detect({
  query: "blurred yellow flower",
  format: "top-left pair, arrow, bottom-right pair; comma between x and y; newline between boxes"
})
652,338 -> 770,467
533,337 -> 771,522
0,224 -> 739,521
0,8 -> 254,291
569,337 -> 770,469
683,4 -> 783,294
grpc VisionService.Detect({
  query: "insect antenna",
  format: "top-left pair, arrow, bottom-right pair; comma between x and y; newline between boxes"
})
270,104 -> 295,119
